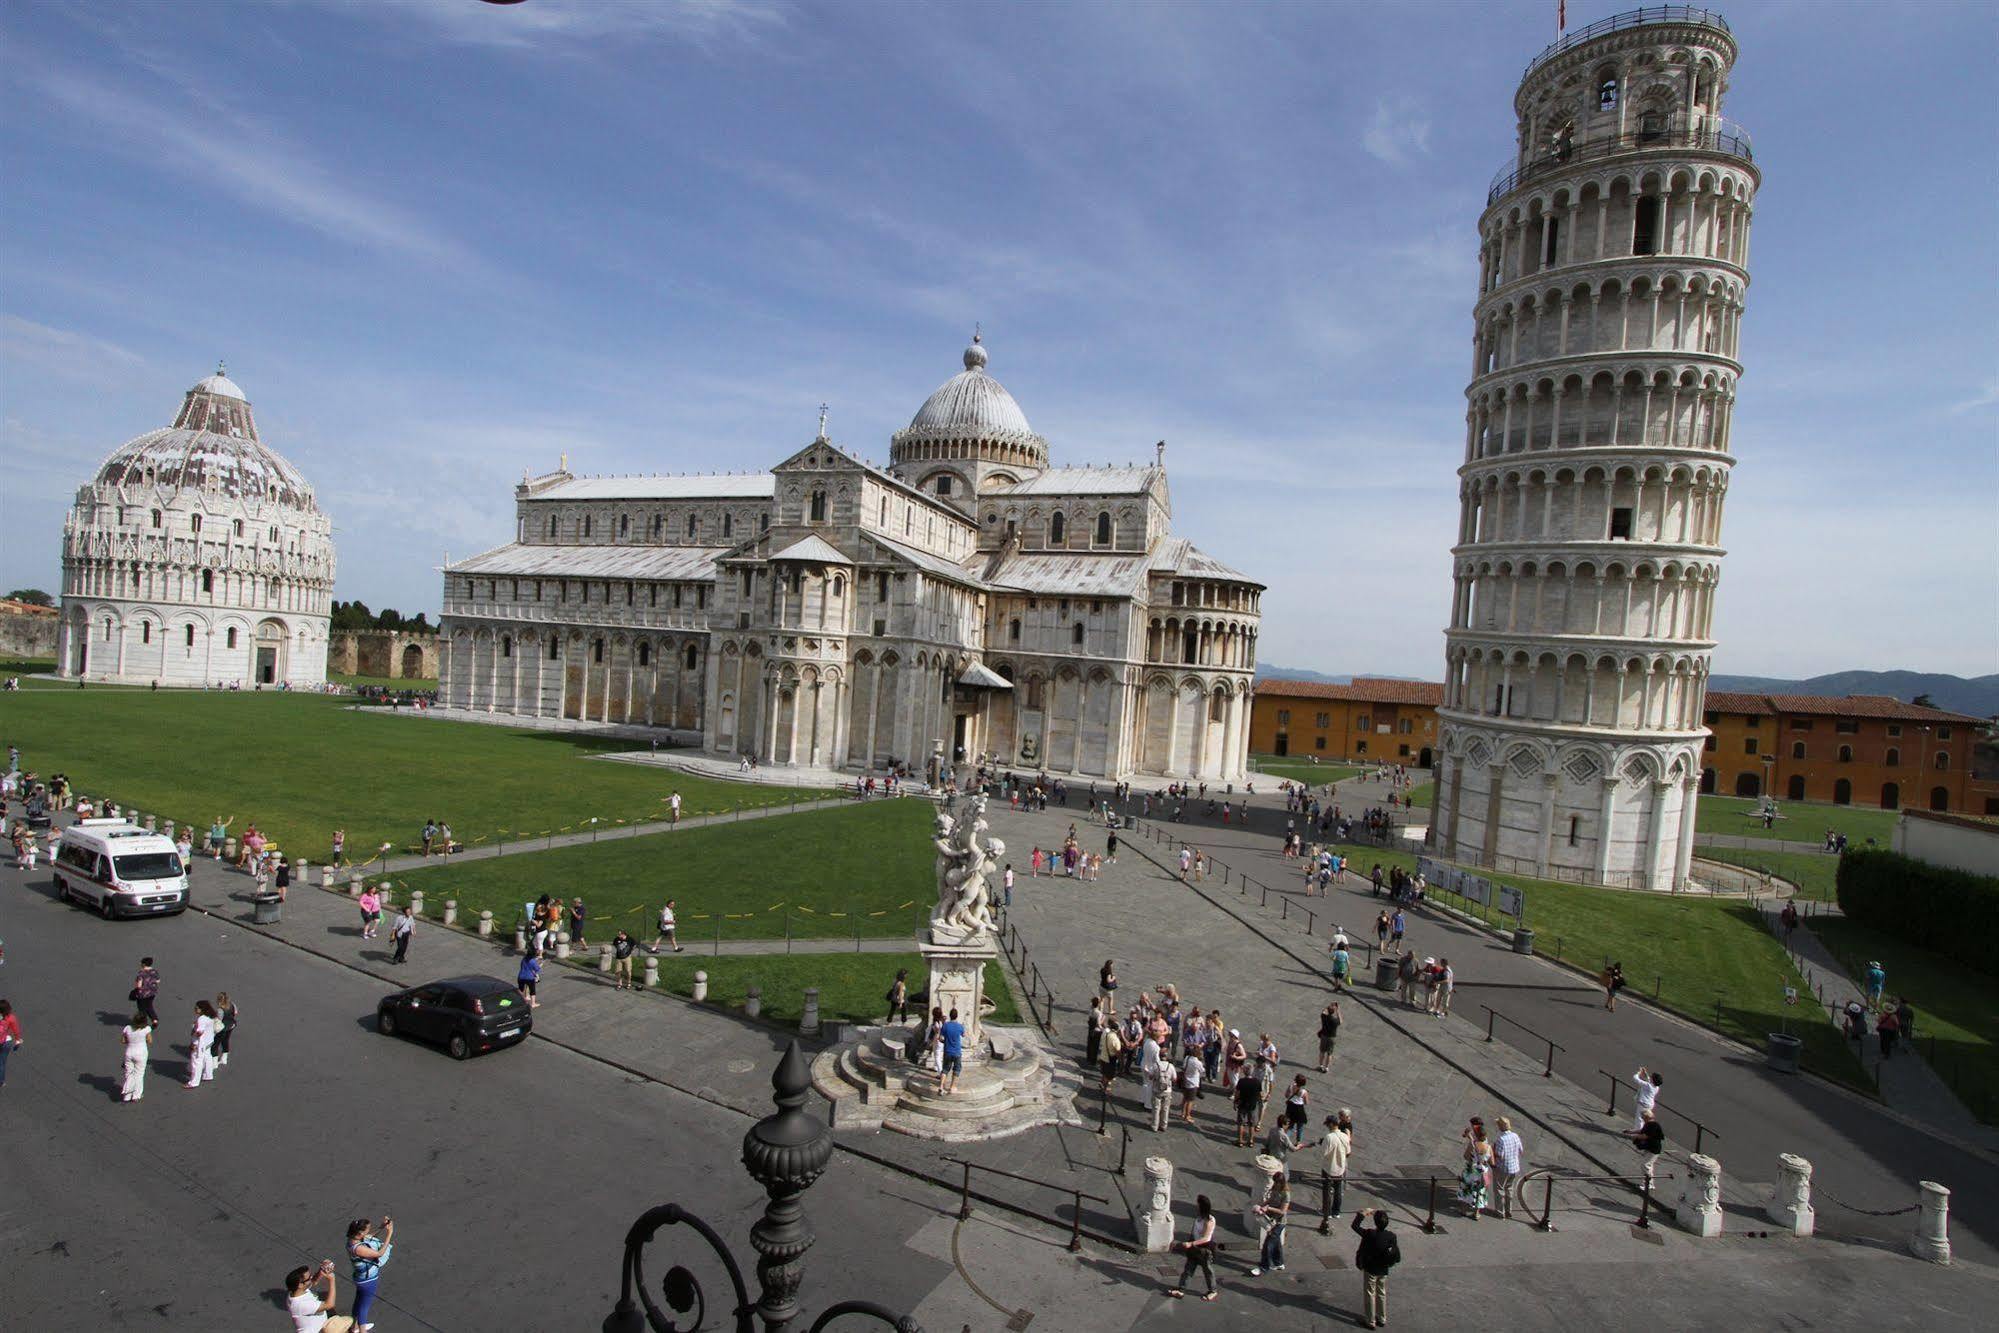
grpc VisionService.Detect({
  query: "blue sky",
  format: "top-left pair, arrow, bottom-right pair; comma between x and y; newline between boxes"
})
3,0 -> 1994,680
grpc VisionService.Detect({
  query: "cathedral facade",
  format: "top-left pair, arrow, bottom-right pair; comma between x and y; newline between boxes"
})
437,338 -> 1263,781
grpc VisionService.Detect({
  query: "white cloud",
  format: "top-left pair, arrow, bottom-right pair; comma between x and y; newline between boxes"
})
1950,376 -> 1999,414
352,0 -> 790,53
1362,98 -> 1432,166
0,316 -> 149,379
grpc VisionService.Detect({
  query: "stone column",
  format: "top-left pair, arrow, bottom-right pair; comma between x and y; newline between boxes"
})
477,910 -> 493,937
1134,1156 -> 1176,1252
1593,776 -> 1618,883
1911,1181 -> 1952,1264
1672,775 -> 1700,889
1771,1154 -> 1814,1237
800,987 -> 821,1036
1674,1152 -> 1724,1237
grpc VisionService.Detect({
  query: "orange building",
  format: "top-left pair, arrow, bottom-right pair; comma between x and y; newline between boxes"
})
1700,692 -> 1987,813
1248,678 -> 1443,767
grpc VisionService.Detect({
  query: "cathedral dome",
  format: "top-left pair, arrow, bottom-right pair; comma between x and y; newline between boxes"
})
891,335 -> 1048,472
91,366 -> 318,511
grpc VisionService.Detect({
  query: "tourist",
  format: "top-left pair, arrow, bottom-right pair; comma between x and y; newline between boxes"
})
1262,1115 -> 1302,1159
1283,1073 -> 1311,1137
274,856 -> 292,902
184,999 -> 219,1088
1085,996 -> 1104,1065
517,947 -> 542,1009
1150,1054 -> 1175,1131
1232,1062 -> 1262,1147
391,905 -> 414,965
669,791 -> 682,824
1494,1116 -> 1525,1218
939,1008 -> 966,1094
1842,998 -> 1868,1043
1895,996 -> 1916,1042
652,900 -> 683,953
1317,1000 -> 1342,1072
285,1260 -> 354,1333
1002,863 -> 1014,906
1458,1121 -> 1493,1219
1222,1028 -> 1248,1090
1179,1047 -> 1204,1123
0,999 -> 20,1090
212,991 -> 240,1068
331,827 -> 346,866
119,1012 -> 152,1102
886,969 -> 912,1024
1625,1109 -> 1665,1188
1165,1194 -> 1219,1302
1876,1006 -> 1901,1059
1631,1067 -> 1663,1130
175,826 -> 194,867
1330,941 -> 1353,993
1139,1027 -> 1162,1110
925,1005 -> 948,1075
611,931 -> 636,990
1396,950 -> 1418,1007
1248,1169 -> 1290,1276
1864,959 -> 1886,1009
1389,909 -> 1406,952
1779,900 -> 1798,942
1602,961 -> 1626,1010
131,957 -> 161,1024
1317,1112 -> 1352,1231
1105,829 -> 1118,863
1098,1018 -> 1123,1091
1432,958 -> 1454,1017
568,897 -> 587,947
347,1214 -> 395,1331
422,819 -> 438,857
1099,959 -> 1118,1004
1203,1011 -> 1224,1083
239,823 -> 266,869
206,815 -> 231,860
1375,910 -> 1391,951
1352,1209 -> 1401,1330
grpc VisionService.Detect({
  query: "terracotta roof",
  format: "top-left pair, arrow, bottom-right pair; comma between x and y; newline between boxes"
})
1704,691 -> 1985,726
0,599 -> 58,618
1255,677 -> 1444,706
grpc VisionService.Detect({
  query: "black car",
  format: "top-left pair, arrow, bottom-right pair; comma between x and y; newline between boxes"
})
376,974 -> 532,1059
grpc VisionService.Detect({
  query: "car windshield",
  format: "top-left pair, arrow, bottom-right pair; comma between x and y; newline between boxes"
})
113,851 -> 183,881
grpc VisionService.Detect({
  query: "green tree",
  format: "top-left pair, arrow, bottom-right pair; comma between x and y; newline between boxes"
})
5,588 -> 54,607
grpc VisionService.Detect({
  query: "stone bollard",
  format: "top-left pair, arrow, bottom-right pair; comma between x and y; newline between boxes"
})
1911,1181 -> 1952,1264
144,814 -> 157,832
597,943 -> 613,973
744,983 -> 762,1018
477,910 -> 493,937
163,820 -> 175,840
555,934 -> 570,961
409,890 -> 425,918
443,899 -> 457,927
348,871 -> 365,896
1772,1154 -> 1814,1237
515,926 -> 528,952
643,955 -> 660,989
800,986 -> 821,1036
1674,1153 -> 1724,1237
692,970 -> 709,1002
223,837 -> 238,863
1134,1156 -> 1176,1252
321,864 -> 337,889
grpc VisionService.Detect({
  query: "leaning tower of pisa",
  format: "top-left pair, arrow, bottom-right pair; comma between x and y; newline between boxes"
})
1431,8 -> 1757,890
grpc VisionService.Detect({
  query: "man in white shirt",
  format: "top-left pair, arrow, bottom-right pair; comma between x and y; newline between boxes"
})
1632,1067 -> 1662,1129
285,1261 -> 354,1332
1493,1116 -> 1526,1218
1316,1112 -> 1352,1232
1140,1034 -> 1162,1110
1002,864 -> 1015,907
669,791 -> 682,824
652,900 -> 683,953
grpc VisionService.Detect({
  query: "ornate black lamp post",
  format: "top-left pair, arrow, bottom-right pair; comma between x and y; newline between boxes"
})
604,1040 -> 923,1333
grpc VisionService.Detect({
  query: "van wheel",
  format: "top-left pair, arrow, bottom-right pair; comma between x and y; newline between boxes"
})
54,877 -> 67,904
447,1032 -> 472,1061
100,893 -> 116,919
377,1010 -> 397,1037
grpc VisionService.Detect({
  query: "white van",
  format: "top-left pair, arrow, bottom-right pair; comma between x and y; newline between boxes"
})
51,819 -> 190,918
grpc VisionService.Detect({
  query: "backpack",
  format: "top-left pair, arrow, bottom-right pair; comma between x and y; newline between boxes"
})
1103,1029 -> 1123,1059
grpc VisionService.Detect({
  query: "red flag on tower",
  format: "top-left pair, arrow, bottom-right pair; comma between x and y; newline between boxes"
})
1559,0 -> 1567,35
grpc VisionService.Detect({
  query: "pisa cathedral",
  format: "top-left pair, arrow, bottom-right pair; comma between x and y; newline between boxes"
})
1431,8 -> 1757,889
437,337 -> 1264,781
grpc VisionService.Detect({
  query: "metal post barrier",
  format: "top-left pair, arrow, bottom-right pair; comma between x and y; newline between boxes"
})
959,1160 -> 974,1220
1281,898 -> 1289,921
1423,1177 -> 1439,1233
1118,1125 -> 1131,1177
1538,1173 -> 1556,1232
1638,1176 -> 1653,1229
1305,908 -> 1315,936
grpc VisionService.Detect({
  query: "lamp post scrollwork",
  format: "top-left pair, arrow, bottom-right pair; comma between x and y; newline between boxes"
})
604,1040 -> 923,1333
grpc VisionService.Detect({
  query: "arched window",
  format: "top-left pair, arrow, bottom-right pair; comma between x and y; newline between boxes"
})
549,638 -> 561,660
583,515 -> 594,537
760,513 -> 770,531
685,644 -> 698,670
184,624 -> 195,647
810,491 -> 827,522
1785,774 -> 1805,801
1598,77 -> 1618,110
619,514 -> 630,538
1837,744 -> 1853,764
1009,618 -> 1022,642
548,516 -> 558,538
904,507 -> 912,535
1072,622 -> 1084,646
1833,778 -> 1852,806
201,569 -> 214,594
832,575 -> 845,598
1880,782 -> 1899,809
723,513 -> 733,538
934,475 -> 953,496
1790,740 -> 1805,759
1935,752 -> 1950,771
141,622 -> 152,644
501,635 -> 512,658
592,638 -> 604,664
1930,786 -> 1950,811
151,509 -> 162,528
1095,511 -> 1112,545
637,642 -> 650,667
1049,512 -> 1066,545
1884,747 -> 1899,766
226,627 -> 238,649
233,518 -> 244,536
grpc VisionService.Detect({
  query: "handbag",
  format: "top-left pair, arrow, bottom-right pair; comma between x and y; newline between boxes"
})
128,988 -> 141,1002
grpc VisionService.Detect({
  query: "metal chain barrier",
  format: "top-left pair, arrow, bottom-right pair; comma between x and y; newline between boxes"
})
1810,1186 -> 1919,1217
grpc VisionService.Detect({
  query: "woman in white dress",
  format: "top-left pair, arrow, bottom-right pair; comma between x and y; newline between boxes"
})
184,1000 -> 218,1089
120,1013 -> 153,1102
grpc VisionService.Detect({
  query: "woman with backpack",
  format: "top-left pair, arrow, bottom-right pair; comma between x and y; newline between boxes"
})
211,992 -> 239,1068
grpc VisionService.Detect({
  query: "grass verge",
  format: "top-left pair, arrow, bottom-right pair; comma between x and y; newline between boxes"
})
1697,846 -> 1839,901
1248,756 -> 1364,787
1807,917 -> 1998,1124
632,954 -> 1019,1026
1696,794 -> 1895,847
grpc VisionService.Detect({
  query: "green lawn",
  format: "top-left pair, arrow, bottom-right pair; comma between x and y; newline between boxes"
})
1808,918 -> 1998,1124
0,655 -> 56,676
1407,782 -> 1435,809
1697,846 -> 1839,901
1696,794 -> 1896,847
382,801 -> 936,941
0,687 -> 825,859
1249,756 -> 1364,787
1314,839 -> 1865,1090
628,954 -> 1019,1026
333,672 -> 438,692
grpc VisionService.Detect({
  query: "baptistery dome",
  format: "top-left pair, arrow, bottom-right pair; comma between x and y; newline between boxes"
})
57,364 -> 336,687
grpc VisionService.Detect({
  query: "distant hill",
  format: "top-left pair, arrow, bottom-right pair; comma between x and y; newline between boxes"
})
1706,671 -> 1999,718
1255,665 -> 1351,685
